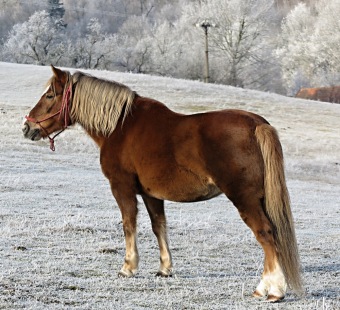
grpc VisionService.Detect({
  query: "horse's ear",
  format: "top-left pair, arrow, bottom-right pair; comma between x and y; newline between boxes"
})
51,65 -> 68,84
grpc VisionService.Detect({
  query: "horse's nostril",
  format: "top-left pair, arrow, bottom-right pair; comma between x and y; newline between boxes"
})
22,123 -> 29,135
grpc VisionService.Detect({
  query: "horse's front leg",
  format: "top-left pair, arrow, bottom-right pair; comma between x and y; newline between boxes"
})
142,195 -> 172,277
110,183 -> 139,277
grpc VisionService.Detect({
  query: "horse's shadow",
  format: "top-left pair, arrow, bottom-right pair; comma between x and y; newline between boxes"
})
303,263 -> 340,273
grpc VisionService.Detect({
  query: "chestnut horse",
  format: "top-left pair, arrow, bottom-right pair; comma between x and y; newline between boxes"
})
23,66 -> 302,302
296,86 -> 340,103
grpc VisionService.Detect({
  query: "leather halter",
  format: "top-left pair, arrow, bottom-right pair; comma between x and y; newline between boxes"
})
25,83 -> 72,151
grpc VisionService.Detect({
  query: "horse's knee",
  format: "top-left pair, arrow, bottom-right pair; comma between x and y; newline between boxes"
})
237,205 -> 275,244
255,227 -> 275,245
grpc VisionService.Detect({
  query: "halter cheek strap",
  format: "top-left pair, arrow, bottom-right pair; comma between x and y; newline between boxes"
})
25,84 -> 72,151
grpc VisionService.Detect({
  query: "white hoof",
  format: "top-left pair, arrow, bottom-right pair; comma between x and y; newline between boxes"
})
118,269 -> 136,278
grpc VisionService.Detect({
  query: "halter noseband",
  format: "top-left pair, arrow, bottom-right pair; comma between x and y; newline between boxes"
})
25,82 -> 72,151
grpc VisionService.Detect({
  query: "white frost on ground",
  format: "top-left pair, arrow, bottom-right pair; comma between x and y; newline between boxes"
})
0,62 -> 339,309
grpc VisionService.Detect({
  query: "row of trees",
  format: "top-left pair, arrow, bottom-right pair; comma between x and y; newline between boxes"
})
0,0 -> 339,95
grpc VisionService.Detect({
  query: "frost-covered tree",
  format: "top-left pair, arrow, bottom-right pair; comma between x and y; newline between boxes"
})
275,3 -> 314,95
62,0 -> 119,38
0,0 -> 47,43
311,0 -> 340,85
148,22 -> 181,76
48,0 -> 67,30
113,2 -> 188,77
159,17 -> 204,80
113,16 -> 154,73
177,0 -> 278,88
276,0 -> 340,95
2,10 -> 66,65
71,18 -> 116,69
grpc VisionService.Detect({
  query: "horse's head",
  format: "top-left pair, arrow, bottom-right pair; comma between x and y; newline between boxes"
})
22,66 -> 73,149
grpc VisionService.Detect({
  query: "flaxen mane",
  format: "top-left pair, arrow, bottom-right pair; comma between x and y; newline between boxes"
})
68,72 -> 135,136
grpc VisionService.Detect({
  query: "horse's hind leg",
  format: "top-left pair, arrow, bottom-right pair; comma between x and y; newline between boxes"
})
232,195 -> 287,302
142,195 -> 172,277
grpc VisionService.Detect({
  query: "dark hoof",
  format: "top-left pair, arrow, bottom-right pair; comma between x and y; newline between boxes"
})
266,295 -> 284,303
252,290 -> 265,299
156,271 -> 172,277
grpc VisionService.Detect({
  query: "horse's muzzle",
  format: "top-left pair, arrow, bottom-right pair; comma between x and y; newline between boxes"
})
22,122 -> 29,136
22,122 -> 41,141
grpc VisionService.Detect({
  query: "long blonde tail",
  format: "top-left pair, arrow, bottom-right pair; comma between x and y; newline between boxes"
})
255,124 -> 303,294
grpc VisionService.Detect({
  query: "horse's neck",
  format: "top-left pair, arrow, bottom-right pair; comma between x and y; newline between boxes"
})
133,95 -> 178,115
84,130 -> 106,148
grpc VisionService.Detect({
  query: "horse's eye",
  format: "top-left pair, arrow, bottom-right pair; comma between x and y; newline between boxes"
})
46,94 -> 54,99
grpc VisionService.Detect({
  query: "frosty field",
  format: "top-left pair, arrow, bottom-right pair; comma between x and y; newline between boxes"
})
0,62 -> 339,309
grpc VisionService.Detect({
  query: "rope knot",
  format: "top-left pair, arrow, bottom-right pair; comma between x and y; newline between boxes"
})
49,137 -> 56,152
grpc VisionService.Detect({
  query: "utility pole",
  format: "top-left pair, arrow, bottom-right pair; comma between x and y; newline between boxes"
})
196,20 -> 216,83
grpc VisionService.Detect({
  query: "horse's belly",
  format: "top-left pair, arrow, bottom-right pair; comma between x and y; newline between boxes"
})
140,174 -> 222,202
176,184 -> 222,202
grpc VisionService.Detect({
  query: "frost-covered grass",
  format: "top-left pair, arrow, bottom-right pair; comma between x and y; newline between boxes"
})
0,62 -> 339,309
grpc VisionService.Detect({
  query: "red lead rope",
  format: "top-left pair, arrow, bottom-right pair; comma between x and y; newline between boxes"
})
25,85 -> 72,151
